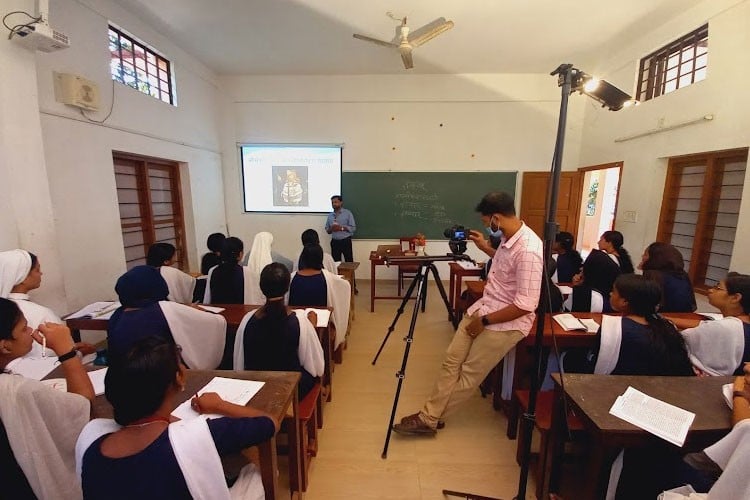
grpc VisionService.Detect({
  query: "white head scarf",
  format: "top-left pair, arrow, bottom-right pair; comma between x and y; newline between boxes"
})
0,249 -> 32,298
247,232 -> 273,274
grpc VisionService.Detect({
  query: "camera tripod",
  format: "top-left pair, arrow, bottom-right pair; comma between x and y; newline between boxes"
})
372,254 -> 474,458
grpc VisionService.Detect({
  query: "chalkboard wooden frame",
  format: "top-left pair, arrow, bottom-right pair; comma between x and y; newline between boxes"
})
342,171 -> 517,239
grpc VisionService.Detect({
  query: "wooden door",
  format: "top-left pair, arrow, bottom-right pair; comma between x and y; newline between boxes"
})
519,171 -> 582,239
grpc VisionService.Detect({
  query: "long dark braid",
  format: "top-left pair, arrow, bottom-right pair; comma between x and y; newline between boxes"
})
614,274 -> 693,375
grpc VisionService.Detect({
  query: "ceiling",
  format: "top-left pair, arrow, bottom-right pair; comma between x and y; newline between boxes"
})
113,0 -> 705,75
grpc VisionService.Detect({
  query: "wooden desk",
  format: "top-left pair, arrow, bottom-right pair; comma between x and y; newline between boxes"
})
448,262 -> 483,327
547,373 -> 733,500
49,367 -> 301,500
65,304 -> 335,403
369,251 -> 412,312
337,261 -> 359,324
508,312 -> 704,409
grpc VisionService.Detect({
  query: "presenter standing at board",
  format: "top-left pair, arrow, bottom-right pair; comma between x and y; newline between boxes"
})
325,195 -> 357,292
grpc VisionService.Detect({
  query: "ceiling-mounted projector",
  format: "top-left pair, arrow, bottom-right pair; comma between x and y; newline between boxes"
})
12,23 -> 69,52
10,0 -> 70,52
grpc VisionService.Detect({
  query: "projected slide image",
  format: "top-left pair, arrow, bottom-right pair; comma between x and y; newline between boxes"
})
241,145 -> 342,213
273,166 -> 308,206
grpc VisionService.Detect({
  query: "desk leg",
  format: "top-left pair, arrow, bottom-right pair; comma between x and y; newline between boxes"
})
546,384 -> 567,498
258,438 -> 279,500
288,391 -> 303,498
370,261 -> 376,312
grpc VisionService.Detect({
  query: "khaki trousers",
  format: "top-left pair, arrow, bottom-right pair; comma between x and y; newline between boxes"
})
420,316 -> 524,427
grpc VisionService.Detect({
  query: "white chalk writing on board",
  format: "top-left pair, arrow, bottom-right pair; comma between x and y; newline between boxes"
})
393,181 -> 453,225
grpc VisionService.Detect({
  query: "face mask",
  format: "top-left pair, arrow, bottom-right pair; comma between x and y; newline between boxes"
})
486,217 -> 503,239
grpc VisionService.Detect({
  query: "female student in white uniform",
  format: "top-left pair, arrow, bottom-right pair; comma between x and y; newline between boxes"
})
147,242 -> 196,304
0,298 -> 93,499
0,249 -> 93,356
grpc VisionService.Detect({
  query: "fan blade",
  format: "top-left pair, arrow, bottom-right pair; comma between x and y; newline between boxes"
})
409,20 -> 454,48
400,46 -> 413,69
353,33 -> 398,49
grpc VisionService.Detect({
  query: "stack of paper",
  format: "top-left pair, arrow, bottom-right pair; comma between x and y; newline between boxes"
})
88,368 -> 108,396
172,376 -> 265,420
456,260 -> 482,270
552,313 -> 599,333
609,386 -> 695,446
66,301 -> 121,320
197,305 -> 225,314
6,356 -> 59,380
302,308 -> 332,327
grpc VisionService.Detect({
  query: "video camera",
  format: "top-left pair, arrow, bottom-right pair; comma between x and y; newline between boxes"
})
443,225 -> 468,255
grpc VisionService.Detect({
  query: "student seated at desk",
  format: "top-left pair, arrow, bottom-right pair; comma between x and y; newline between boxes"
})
598,230 -> 635,274
552,231 -> 582,283
204,237 -> 264,305
110,265 -> 225,369
233,263 -> 324,399
243,231 -> 294,273
0,249 -> 94,356
639,241 -> 696,313
654,364 -> 750,499
147,242 -> 196,304
77,337 -> 278,500
0,298 -> 93,500
201,232 -> 225,275
289,245 -> 328,307
293,228 -> 337,274
672,272 -> 750,376
566,249 -> 621,312
565,274 -> 693,376
288,245 -> 350,350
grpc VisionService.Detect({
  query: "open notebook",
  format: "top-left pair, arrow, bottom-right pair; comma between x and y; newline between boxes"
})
552,313 -> 599,333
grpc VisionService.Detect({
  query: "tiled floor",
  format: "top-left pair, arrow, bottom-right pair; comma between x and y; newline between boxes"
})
297,280 -> 540,500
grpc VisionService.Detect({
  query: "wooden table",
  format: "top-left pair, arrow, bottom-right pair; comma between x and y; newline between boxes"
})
447,262 -> 483,325
48,367 -> 302,500
369,251 -> 413,312
65,304 -> 335,403
546,373 -> 733,500
337,261 -> 359,323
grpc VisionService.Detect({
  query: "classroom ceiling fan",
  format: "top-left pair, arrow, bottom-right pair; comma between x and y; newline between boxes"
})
352,12 -> 454,69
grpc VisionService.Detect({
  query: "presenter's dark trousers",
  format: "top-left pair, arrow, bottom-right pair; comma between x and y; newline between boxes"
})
331,236 -> 357,292
331,236 -> 353,262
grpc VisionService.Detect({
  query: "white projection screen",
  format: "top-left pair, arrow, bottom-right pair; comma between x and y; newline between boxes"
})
240,144 -> 343,213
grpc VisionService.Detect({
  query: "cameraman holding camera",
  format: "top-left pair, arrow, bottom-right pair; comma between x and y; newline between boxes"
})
394,191 -> 543,435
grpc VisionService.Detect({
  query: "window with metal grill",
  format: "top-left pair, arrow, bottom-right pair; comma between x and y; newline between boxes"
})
113,152 -> 187,270
108,25 -> 175,105
657,148 -> 747,291
636,24 -> 708,102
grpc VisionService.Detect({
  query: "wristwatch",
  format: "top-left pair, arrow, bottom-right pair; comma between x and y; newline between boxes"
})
481,315 -> 490,327
58,348 -> 78,363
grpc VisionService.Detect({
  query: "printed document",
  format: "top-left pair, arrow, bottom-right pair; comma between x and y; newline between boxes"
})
609,386 -> 695,447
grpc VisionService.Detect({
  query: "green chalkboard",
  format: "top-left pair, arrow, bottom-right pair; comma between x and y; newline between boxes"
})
342,171 -> 517,239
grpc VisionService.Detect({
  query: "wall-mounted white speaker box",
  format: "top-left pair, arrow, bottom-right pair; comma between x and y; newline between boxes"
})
53,72 -> 100,111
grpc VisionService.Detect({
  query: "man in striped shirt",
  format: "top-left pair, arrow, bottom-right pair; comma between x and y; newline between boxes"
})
394,192 -> 543,435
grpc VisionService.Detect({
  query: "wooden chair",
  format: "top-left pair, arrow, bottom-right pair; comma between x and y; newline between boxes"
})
282,383 -> 322,492
508,389 -> 584,499
397,237 -> 419,295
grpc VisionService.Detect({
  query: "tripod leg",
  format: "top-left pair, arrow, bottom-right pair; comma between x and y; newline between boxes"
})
420,271 -> 428,312
428,264 -> 455,325
372,266 -> 424,365
381,268 -> 429,459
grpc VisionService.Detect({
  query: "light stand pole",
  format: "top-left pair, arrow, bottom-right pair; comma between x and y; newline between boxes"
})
443,64 -> 631,500
515,63 -> 574,500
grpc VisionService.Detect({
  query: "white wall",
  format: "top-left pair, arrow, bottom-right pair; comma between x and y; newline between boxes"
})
219,74 -> 586,278
0,0 -> 227,312
578,0 -> 750,272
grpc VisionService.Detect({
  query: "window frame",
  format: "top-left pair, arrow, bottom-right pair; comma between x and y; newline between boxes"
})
656,148 -> 748,292
108,25 -> 176,105
113,151 -> 188,271
636,24 -> 708,102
